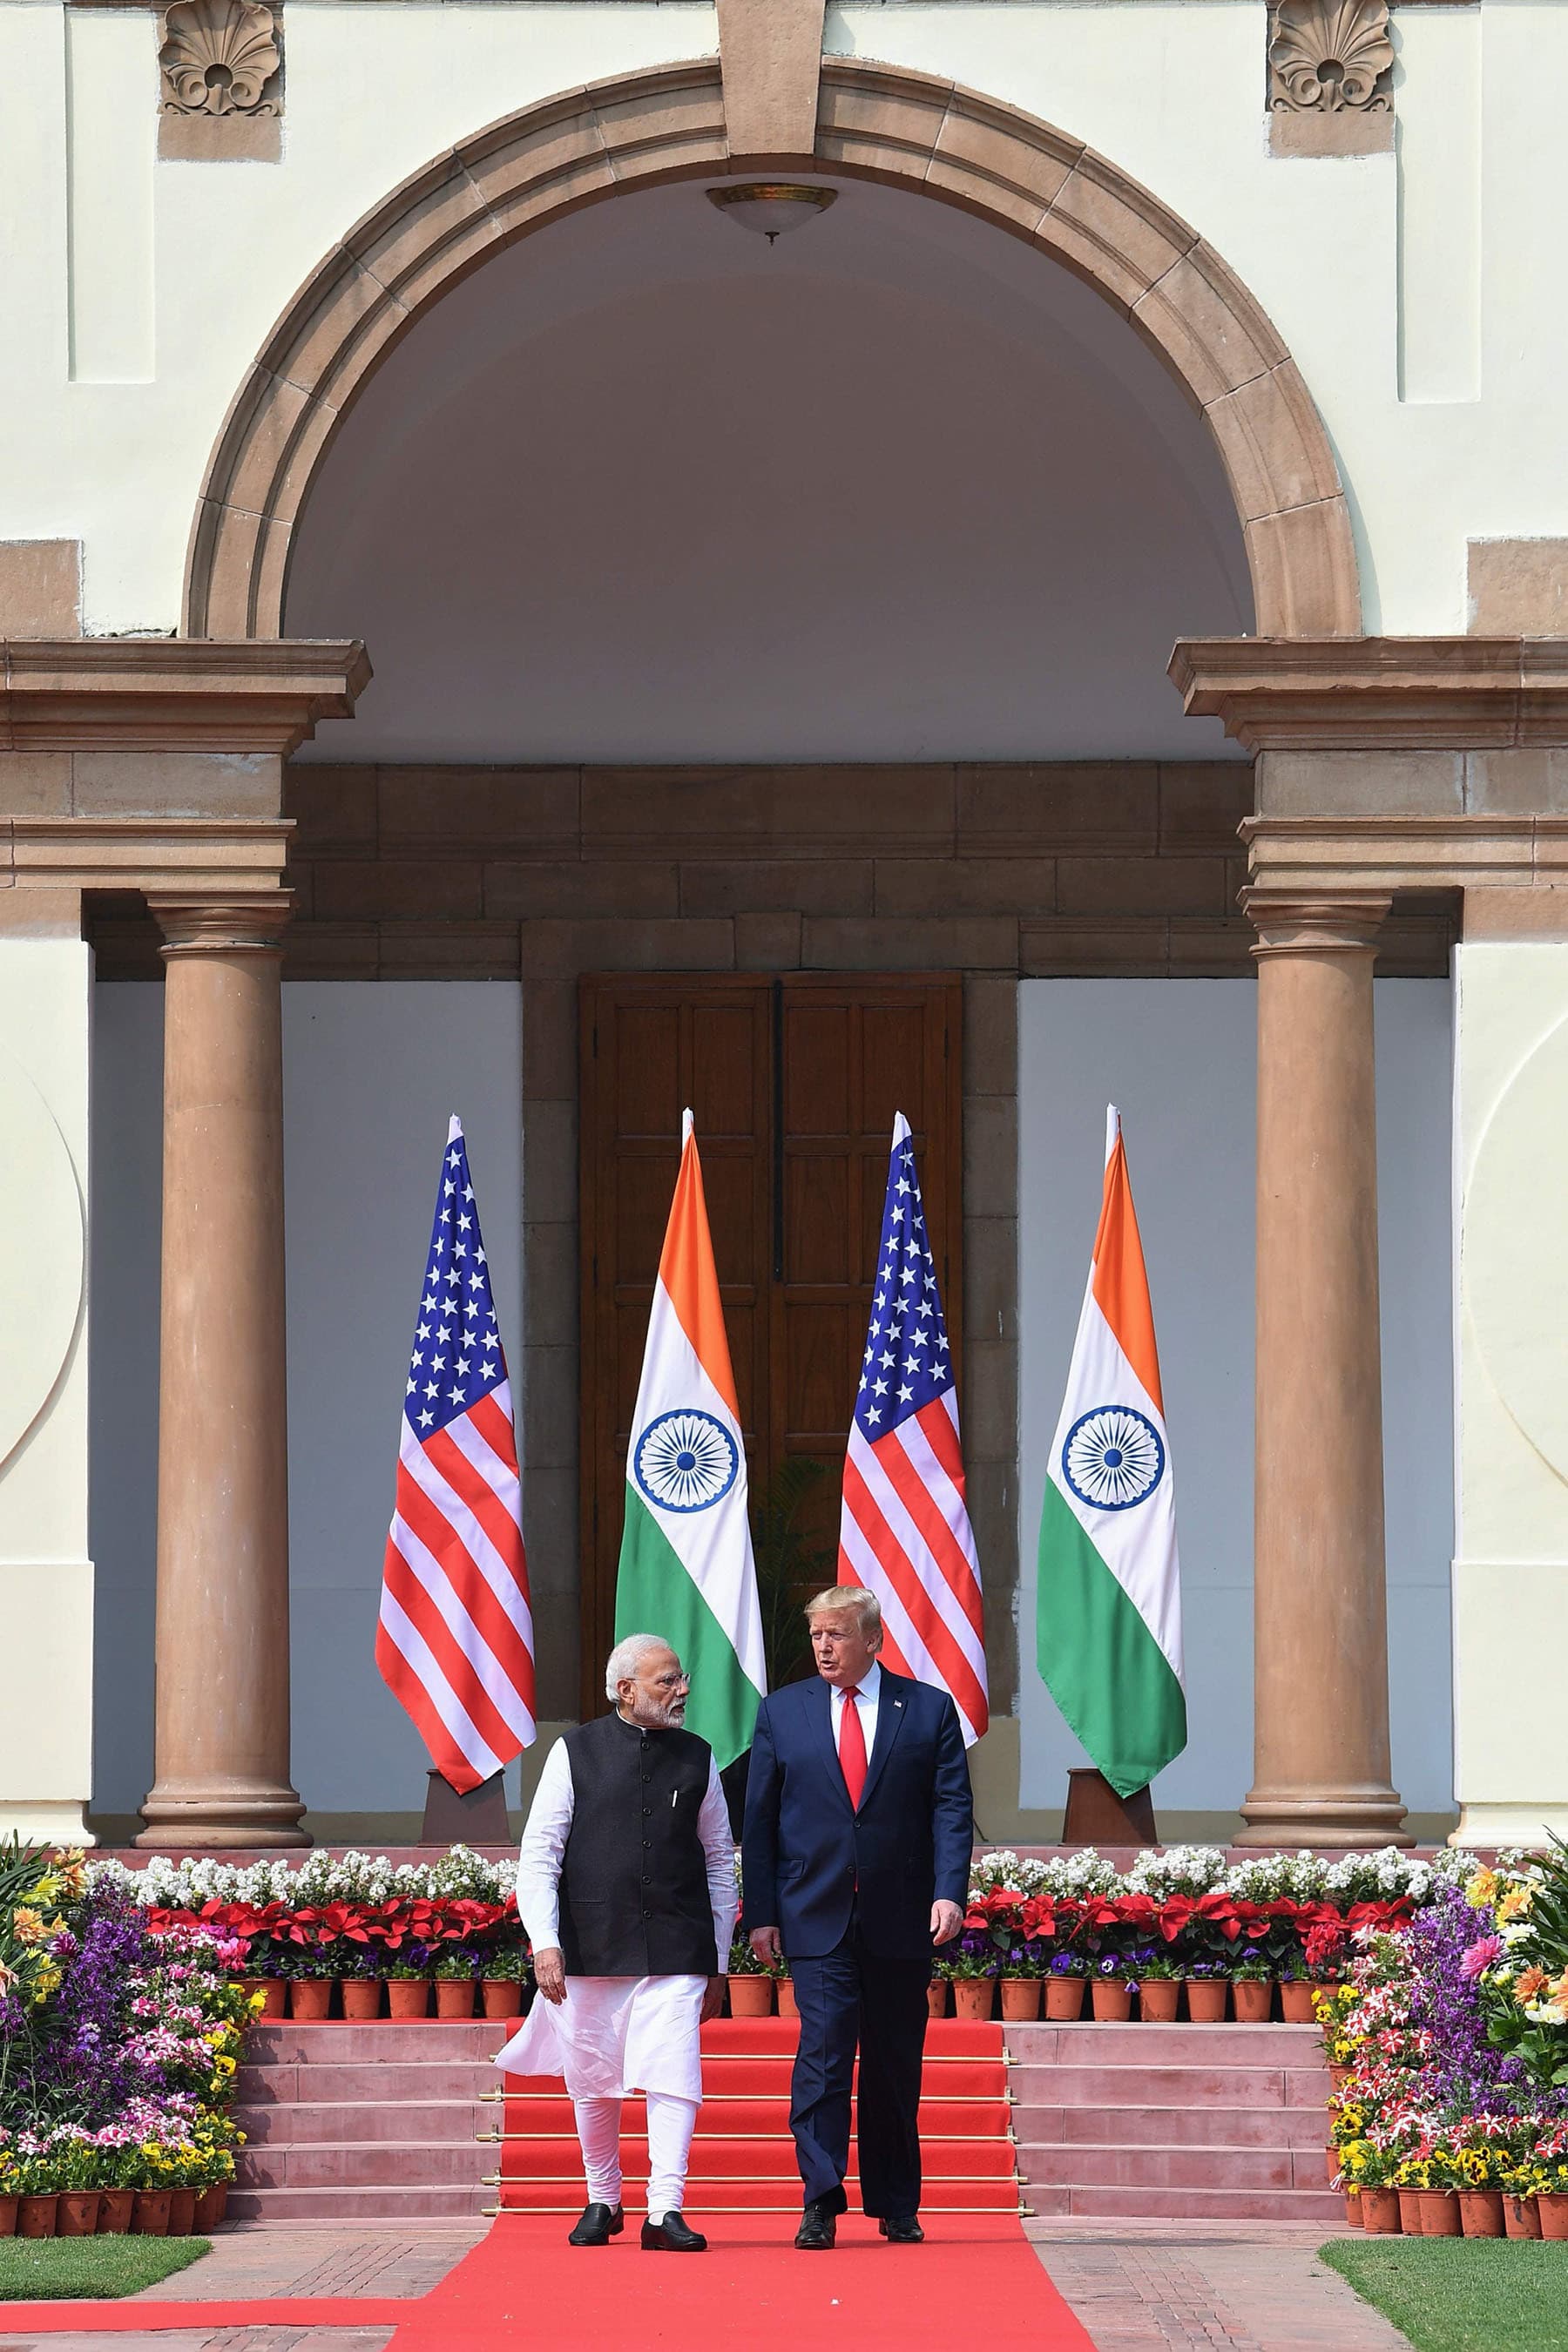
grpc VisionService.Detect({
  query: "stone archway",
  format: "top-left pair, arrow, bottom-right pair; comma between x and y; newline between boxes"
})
183,57 -> 1362,640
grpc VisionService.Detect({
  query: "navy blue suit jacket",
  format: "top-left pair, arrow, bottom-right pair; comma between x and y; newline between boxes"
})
740,1668 -> 973,1961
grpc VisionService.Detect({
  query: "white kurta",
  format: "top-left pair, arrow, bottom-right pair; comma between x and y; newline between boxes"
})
495,1731 -> 738,2103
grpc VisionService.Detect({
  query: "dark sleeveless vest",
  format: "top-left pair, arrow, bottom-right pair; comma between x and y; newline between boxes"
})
557,1712 -> 718,1977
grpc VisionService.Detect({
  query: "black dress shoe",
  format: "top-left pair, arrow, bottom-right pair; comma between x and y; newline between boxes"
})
794,2197 -> 838,2250
568,2201 -> 624,2247
879,2214 -> 925,2243
641,2209 -> 707,2251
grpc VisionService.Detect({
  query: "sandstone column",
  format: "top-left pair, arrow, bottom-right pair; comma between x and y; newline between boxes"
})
138,896 -> 306,1848
1240,890 -> 1410,1847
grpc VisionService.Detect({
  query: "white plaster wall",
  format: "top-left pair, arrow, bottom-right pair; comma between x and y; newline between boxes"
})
0,935 -> 94,1842
1017,977 -> 1456,1822
1452,946 -> 1568,1843
89,983 -> 524,1824
2,0 -> 1565,637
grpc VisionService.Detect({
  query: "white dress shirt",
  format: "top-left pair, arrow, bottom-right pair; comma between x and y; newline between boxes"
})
829,1658 -> 882,1773
515,1728 -> 738,1963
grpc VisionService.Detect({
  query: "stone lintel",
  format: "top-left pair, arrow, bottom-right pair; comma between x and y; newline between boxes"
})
1171,636 -> 1568,752
6,817 -> 291,900
0,639 -> 371,755
1241,814 -> 1568,898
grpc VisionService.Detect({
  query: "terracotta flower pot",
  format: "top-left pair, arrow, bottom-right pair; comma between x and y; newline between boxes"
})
728,1974 -> 774,2017
1361,2187 -> 1401,2234
1000,1977 -> 1043,2023
1044,1977 -> 1086,2022
1326,2147 -> 1342,2187
98,2189 -> 134,2234
481,1979 -> 523,2021
132,2189 -> 172,2236
166,2188 -> 197,2237
1504,2193 -> 1542,2240
777,1977 -> 800,2021
0,2195 -> 16,2237
1396,2189 -> 1425,2236
1458,2189 -> 1504,2238
1280,1982 -> 1317,2024
57,2191 -> 101,2237
1185,1979 -> 1227,2024
255,1979 -> 287,2020
953,1978 -> 997,2022
1418,2191 -> 1461,2238
193,2183 -> 228,2231
1137,1979 -> 1179,2024
436,1978 -> 476,2019
341,1980 -> 382,2022
1538,2192 -> 1568,2241
388,1980 -> 430,2020
1091,1980 -> 1132,2022
19,2194 -> 58,2238
1343,2191 -> 1363,2228
288,1978 -> 332,2022
926,1977 -> 950,2020
1328,2064 -> 1352,2092
1232,1979 -> 1274,2024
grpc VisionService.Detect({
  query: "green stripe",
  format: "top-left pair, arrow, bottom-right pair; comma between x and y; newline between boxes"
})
614,1490 -> 760,1767
1036,1478 -> 1186,1799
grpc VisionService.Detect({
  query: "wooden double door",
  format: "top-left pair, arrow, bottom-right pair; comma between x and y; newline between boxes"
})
578,973 -> 963,1716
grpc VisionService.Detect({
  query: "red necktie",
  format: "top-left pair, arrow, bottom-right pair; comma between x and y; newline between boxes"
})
838,1686 -> 868,1810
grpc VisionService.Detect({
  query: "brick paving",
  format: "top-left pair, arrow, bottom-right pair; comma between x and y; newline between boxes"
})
1025,2221 -> 1415,2350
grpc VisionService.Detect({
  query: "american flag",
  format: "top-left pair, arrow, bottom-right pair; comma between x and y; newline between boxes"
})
837,1113 -> 989,1746
376,1115 -> 536,1792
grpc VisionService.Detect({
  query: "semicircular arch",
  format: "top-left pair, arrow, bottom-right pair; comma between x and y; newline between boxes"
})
183,56 -> 1361,640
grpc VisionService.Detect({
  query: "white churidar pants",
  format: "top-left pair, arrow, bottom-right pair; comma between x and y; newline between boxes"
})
574,2092 -> 699,2219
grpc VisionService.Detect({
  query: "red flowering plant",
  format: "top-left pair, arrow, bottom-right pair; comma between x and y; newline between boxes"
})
148,1893 -> 522,1982
957,1889 -> 1081,1980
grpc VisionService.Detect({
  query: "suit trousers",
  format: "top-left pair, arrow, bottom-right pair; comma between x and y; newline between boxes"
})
787,1914 -> 931,2218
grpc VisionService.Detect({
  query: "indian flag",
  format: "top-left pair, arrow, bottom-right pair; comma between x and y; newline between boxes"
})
1037,1105 -> 1186,1797
614,1109 -> 766,1766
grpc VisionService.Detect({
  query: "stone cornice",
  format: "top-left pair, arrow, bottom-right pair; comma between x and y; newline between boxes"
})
0,640 -> 371,754
1170,638 -> 1568,752
1241,814 -> 1568,896
6,817 -> 292,897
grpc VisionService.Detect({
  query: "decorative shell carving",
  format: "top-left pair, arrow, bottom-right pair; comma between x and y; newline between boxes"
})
1268,1 -> 1394,113
159,0 -> 281,118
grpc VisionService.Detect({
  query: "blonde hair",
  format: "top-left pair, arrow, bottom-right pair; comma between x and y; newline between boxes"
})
804,1585 -> 883,1639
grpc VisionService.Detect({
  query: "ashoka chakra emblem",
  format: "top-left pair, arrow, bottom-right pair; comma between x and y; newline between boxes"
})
1062,1405 -> 1165,1512
633,1409 -> 740,1514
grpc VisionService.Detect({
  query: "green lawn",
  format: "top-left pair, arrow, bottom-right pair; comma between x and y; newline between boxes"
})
0,2234 -> 210,2300
1321,2238 -> 1568,2351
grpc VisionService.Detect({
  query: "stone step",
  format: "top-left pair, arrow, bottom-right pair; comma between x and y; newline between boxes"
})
230,2185 -> 491,2222
239,2141 -> 497,2190
240,2062 -> 495,2105
1004,2022 -> 1326,2067
249,2023 -> 501,2062
1022,2183 -> 1346,2222
1005,2063 -> 1328,2108
1017,2142 -> 1329,2192
1014,2101 -> 1328,2149
237,2099 -> 489,2146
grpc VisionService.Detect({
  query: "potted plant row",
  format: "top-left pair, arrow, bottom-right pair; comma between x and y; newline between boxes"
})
240,1938 -> 534,2021
0,2147 -> 233,2240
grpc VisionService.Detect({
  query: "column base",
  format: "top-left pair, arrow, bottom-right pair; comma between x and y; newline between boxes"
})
1237,1784 -> 1413,1848
136,1780 -> 309,1850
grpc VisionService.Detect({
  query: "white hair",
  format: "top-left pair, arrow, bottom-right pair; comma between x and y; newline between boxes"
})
605,1632 -> 674,1700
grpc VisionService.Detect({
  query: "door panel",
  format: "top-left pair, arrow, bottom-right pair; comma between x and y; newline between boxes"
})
578,972 -> 962,1717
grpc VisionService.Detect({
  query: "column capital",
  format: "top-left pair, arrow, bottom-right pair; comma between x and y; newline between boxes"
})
1240,888 -> 1391,957
150,892 -> 292,960
1170,635 -> 1568,753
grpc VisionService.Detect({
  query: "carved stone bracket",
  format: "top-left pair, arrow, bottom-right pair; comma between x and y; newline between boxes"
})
158,0 -> 283,162
1267,2 -> 1395,158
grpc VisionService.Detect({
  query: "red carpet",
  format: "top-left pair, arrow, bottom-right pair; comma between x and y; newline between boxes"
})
0,2218 -> 1092,2347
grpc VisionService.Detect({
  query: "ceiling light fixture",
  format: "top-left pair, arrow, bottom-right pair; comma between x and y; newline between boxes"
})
706,183 -> 838,245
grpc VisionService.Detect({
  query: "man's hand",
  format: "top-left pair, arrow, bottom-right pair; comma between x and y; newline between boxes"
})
533,1946 -> 567,2005
749,1924 -> 782,1968
700,1973 -> 726,2022
930,1900 -> 963,1948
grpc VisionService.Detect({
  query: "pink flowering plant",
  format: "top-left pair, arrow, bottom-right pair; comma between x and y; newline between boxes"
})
0,1839 -> 255,2194
1325,1855 -> 1568,2200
